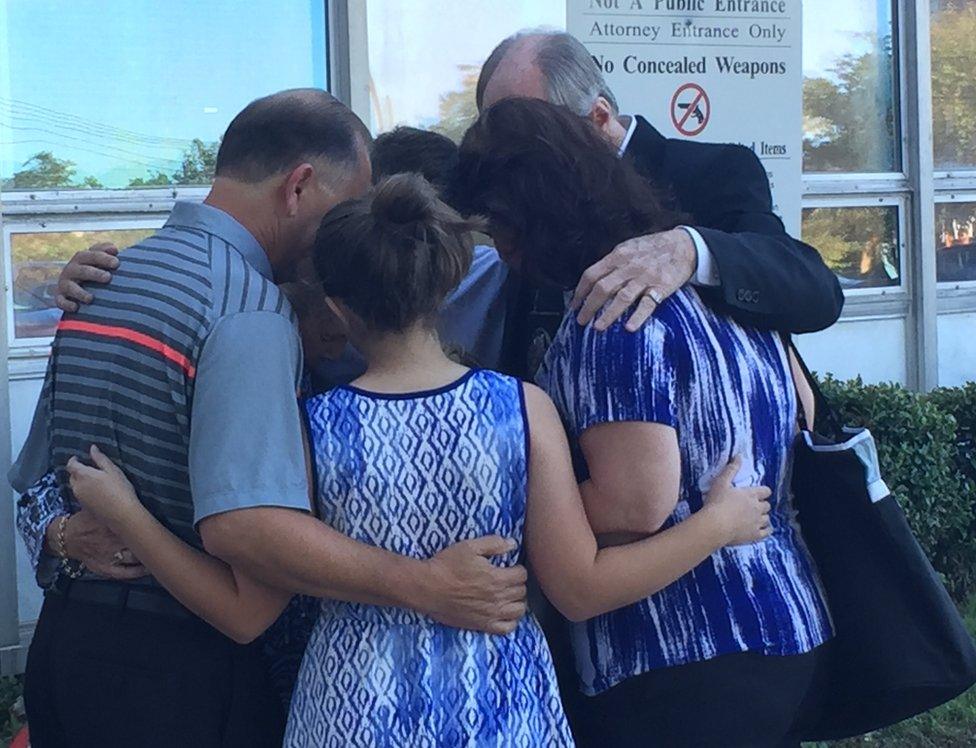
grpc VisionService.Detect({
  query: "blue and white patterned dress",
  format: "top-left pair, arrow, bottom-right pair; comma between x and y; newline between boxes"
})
536,288 -> 833,696
285,369 -> 574,747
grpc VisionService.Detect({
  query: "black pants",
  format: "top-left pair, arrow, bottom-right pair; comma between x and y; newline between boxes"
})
580,646 -> 828,748
536,593 -> 829,748
25,593 -> 284,748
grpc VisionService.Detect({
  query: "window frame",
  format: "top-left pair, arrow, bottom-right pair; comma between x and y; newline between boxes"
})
801,194 -> 909,299
934,191 -> 976,301
3,214 -> 166,350
802,0 -> 907,180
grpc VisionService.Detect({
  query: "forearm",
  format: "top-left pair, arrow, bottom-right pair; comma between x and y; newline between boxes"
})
556,508 -> 725,622
202,508 -> 433,612
110,508 -> 288,642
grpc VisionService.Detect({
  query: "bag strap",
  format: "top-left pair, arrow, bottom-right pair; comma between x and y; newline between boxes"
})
780,332 -> 844,438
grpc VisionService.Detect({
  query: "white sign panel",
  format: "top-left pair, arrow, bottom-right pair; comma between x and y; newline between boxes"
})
567,0 -> 803,235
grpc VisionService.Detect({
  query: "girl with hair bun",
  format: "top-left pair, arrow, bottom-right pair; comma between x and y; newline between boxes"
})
285,173 -> 772,746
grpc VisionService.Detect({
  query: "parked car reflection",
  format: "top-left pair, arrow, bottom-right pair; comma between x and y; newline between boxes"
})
13,261 -> 65,339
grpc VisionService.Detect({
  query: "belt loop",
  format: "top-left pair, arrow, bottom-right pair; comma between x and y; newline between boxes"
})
120,584 -> 131,611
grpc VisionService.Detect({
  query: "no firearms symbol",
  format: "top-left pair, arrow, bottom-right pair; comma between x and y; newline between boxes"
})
670,82 -> 710,137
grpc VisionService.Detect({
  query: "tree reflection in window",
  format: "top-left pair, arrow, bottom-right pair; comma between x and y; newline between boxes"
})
802,206 -> 901,289
932,0 -> 976,170
802,1 -> 900,173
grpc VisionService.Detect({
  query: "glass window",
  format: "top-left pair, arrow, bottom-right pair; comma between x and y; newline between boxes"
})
802,0 -> 900,173
9,227 -> 156,339
364,1 -> 565,139
0,1 -> 327,191
935,201 -> 976,283
802,205 -> 901,290
931,1 -> 976,170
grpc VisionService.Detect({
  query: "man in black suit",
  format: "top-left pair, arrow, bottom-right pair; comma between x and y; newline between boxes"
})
476,29 -> 843,378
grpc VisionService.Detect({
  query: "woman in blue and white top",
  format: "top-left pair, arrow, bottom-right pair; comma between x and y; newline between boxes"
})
457,98 -> 834,748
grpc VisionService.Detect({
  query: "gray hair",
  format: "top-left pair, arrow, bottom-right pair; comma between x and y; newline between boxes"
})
476,29 -> 619,116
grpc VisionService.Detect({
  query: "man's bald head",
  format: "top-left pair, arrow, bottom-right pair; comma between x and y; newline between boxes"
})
476,30 -> 618,115
215,88 -> 371,186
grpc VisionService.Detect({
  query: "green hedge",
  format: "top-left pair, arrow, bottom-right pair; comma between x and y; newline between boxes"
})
816,377 -> 976,601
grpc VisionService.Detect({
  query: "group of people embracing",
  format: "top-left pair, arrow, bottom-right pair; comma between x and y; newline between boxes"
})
12,29 -> 844,748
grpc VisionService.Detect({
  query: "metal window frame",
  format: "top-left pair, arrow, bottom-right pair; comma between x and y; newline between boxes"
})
933,191 -> 976,303
801,193 -> 909,298
3,215 -> 165,351
328,0 -> 371,123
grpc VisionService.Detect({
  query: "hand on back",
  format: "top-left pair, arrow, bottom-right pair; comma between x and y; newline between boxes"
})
48,506 -> 146,580
422,536 -> 527,635
56,242 -> 119,312
571,228 -> 696,333
701,456 -> 773,546
66,445 -> 143,531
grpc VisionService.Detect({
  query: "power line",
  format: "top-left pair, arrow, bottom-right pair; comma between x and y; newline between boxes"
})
0,107 -> 194,152
1,123 -> 183,168
0,96 -> 199,147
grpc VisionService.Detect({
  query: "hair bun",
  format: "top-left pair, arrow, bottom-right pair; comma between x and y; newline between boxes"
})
370,172 -> 440,225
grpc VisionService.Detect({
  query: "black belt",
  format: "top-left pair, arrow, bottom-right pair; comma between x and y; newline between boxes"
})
48,577 -> 195,621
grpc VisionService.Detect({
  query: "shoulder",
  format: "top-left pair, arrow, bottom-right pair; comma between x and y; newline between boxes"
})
210,243 -> 295,323
466,368 -> 527,403
199,311 -> 301,378
305,389 -> 342,417
520,381 -> 562,431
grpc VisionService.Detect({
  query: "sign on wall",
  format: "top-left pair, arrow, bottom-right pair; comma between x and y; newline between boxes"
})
567,0 -> 803,235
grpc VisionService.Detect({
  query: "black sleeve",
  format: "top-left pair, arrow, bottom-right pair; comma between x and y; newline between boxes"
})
690,144 -> 844,334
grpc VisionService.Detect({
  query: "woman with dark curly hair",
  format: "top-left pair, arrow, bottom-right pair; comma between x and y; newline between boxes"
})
457,98 -> 833,748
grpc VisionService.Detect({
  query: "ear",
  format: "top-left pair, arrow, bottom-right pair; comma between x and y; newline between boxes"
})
588,96 -> 615,134
282,163 -> 316,217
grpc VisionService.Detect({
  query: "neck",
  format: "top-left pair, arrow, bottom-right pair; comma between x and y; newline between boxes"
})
607,115 -> 631,151
353,323 -> 466,392
205,178 -> 281,270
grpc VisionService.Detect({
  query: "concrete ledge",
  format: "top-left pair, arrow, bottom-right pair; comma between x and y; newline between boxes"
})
0,623 -> 34,676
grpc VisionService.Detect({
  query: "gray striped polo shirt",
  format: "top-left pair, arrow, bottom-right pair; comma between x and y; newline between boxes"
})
43,201 -> 310,552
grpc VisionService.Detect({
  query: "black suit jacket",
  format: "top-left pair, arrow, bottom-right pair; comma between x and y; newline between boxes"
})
625,116 -> 842,332
500,116 -> 844,378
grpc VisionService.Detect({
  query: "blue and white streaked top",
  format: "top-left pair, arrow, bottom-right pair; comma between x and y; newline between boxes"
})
286,369 -> 573,747
536,287 -> 833,696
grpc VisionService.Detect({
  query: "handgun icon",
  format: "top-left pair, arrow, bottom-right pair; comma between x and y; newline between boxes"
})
678,102 -> 705,125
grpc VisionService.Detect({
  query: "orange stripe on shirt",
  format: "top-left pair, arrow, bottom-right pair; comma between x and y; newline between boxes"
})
57,319 -> 196,378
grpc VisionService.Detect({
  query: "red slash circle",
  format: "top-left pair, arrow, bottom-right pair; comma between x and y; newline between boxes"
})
670,83 -> 710,137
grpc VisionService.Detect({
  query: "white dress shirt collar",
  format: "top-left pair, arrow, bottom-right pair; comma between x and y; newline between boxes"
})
617,115 -> 639,156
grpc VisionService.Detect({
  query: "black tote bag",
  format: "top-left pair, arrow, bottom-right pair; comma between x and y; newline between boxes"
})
787,342 -> 976,741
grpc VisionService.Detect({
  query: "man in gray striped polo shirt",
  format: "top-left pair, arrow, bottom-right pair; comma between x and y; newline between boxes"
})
11,89 -> 526,747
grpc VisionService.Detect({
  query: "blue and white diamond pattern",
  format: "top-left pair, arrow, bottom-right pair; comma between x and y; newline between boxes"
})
285,370 -> 574,747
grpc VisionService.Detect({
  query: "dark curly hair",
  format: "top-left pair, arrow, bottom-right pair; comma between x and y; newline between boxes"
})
455,98 -> 685,288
